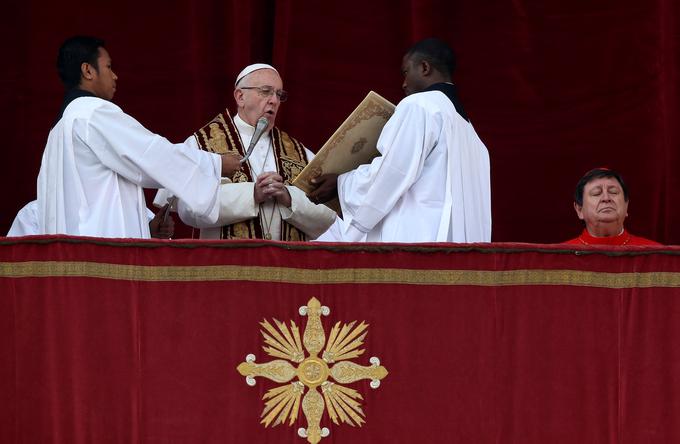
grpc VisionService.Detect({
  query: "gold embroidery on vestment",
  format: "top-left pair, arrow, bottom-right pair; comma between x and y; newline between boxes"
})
192,109 -> 308,241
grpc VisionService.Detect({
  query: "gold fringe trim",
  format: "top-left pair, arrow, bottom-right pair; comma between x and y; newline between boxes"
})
1,261 -> 680,288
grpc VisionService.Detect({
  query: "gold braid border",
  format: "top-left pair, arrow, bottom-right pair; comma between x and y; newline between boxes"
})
1,261 -> 680,288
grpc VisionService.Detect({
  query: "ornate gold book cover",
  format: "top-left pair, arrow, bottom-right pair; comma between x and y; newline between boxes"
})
292,91 -> 395,200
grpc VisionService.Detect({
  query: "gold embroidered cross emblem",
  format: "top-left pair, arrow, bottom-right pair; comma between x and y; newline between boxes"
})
236,297 -> 388,443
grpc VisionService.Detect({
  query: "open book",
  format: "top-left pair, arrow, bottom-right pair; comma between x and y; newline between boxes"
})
292,91 -> 395,212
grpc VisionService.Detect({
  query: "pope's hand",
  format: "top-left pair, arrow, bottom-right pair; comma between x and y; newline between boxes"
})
255,172 -> 286,204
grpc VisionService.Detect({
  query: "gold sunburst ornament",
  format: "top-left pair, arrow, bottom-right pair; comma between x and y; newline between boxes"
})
236,297 -> 388,443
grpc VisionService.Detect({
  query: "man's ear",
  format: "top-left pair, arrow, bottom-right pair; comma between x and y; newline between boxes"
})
80,62 -> 95,81
420,60 -> 433,77
233,88 -> 244,107
574,202 -> 584,220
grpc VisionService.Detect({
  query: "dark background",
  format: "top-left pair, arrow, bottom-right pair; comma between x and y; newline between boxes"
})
1,0 -> 678,243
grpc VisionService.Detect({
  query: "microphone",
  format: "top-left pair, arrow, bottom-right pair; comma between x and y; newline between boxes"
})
240,116 -> 269,164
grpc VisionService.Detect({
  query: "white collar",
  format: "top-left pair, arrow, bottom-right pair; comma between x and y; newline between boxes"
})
234,114 -> 271,139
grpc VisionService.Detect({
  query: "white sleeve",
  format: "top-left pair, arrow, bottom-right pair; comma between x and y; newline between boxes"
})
84,106 -> 222,222
337,99 -> 440,233
152,188 -> 173,208
279,186 -> 337,239
276,147 -> 337,238
177,181 -> 259,228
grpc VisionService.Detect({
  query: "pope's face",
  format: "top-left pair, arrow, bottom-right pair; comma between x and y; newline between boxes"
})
234,68 -> 282,131
575,177 -> 629,231
90,47 -> 117,101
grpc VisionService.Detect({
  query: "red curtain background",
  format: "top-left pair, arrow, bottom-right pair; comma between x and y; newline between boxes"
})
1,0 -> 679,243
2,237 -> 680,442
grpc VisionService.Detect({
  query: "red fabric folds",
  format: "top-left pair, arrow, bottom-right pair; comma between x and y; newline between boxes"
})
1,1 -> 679,243
2,236 -> 680,442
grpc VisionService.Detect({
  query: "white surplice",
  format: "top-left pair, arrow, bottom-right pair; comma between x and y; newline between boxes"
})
37,97 -> 222,238
318,90 -> 491,243
169,114 -> 336,240
6,200 -> 39,236
7,199 -> 156,237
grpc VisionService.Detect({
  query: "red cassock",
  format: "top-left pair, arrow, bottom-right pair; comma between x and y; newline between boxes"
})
564,228 -> 661,246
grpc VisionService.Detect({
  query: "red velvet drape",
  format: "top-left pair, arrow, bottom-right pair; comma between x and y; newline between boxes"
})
1,0 -> 679,243
2,237 -> 680,442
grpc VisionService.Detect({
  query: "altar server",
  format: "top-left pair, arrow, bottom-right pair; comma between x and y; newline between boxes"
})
36,36 -> 240,238
311,38 -> 491,243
